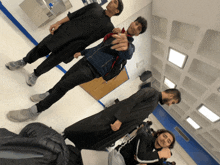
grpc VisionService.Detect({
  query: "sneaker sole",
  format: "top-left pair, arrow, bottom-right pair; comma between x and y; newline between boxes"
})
26,81 -> 34,87
26,82 -> 32,87
30,96 -> 39,102
5,64 -> 14,71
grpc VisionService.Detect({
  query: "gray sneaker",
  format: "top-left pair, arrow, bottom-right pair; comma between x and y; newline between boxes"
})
7,105 -> 39,122
5,59 -> 26,71
30,92 -> 50,102
26,72 -> 38,86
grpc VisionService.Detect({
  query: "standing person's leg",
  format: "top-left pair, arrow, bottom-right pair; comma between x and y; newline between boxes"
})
6,58 -> 100,122
26,51 -> 64,86
29,56 -> 79,102
5,35 -> 52,71
30,57 -> 94,102
36,58 -> 99,112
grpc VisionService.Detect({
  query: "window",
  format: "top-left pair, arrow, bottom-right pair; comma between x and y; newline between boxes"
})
198,105 -> 220,122
186,117 -> 201,129
164,77 -> 176,88
168,48 -> 187,68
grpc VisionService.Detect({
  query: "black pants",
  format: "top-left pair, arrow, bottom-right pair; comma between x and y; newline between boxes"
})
36,57 -> 100,112
23,36 -> 66,77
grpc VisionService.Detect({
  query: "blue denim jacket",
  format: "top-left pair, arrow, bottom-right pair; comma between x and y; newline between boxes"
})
81,36 -> 135,76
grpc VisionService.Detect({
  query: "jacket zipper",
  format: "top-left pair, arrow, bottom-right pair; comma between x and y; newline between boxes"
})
88,44 -> 111,59
87,43 -> 114,65
101,58 -> 113,67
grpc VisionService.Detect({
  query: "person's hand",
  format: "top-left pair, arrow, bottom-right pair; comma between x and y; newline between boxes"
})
110,120 -> 122,131
74,52 -> 81,58
111,33 -> 129,51
158,148 -> 171,159
112,28 -> 122,33
49,23 -> 60,35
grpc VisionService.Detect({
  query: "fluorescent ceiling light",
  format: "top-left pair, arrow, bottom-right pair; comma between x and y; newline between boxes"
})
186,117 -> 201,129
168,49 -> 187,68
164,77 -> 176,88
198,105 -> 220,122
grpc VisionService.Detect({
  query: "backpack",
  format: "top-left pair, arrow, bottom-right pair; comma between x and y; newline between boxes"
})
0,122 -> 69,165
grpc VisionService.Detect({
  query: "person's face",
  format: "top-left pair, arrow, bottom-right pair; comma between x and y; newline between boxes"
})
155,132 -> 173,148
127,21 -> 142,36
161,98 -> 178,106
160,93 -> 178,106
106,0 -> 119,15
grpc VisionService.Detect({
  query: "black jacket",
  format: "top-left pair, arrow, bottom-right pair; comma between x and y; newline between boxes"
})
119,132 -> 164,165
64,87 -> 161,151
44,2 -> 114,63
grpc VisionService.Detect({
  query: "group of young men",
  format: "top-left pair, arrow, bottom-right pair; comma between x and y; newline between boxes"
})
4,0 -> 181,164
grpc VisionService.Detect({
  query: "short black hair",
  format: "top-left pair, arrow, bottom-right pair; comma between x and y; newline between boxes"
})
154,129 -> 176,149
164,88 -> 181,104
135,16 -> 147,34
172,162 -> 176,165
115,0 -> 124,16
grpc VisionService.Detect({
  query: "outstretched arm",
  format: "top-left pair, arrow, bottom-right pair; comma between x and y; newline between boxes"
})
111,33 -> 135,59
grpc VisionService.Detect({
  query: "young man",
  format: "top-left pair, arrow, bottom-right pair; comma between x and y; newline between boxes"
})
62,87 -> 180,151
118,129 -> 175,165
5,0 -> 123,86
6,17 -> 148,122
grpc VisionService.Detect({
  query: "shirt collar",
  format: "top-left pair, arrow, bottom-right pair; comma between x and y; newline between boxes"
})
121,28 -> 132,37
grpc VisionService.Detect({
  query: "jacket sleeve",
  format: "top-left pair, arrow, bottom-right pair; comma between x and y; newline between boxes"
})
67,2 -> 99,20
114,87 -> 156,123
135,133 -> 163,165
117,42 -> 135,60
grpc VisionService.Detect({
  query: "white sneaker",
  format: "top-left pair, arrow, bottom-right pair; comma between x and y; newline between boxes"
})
30,92 -> 50,102
7,105 -> 39,122
26,72 -> 38,86
5,59 -> 26,71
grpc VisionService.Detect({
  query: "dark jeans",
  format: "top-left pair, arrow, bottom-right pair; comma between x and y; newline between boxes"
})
36,57 -> 100,112
23,36 -> 66,77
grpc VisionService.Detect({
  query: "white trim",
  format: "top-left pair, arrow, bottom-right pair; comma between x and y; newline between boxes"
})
135,139 -> 159,163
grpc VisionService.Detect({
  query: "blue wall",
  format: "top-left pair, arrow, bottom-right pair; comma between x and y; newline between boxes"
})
153,105 -> 219,165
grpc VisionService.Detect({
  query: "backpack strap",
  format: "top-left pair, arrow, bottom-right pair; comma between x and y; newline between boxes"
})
0,151 -> 43,159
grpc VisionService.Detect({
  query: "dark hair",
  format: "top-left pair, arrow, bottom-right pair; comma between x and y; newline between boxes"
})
172,161 -> 176,165
115,0 -> 124,16
154,129 -> 176,149
135,16 -> 147,34
147,121 -> 153,126
150,128 -> 156,135
164,88 -> 181,104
